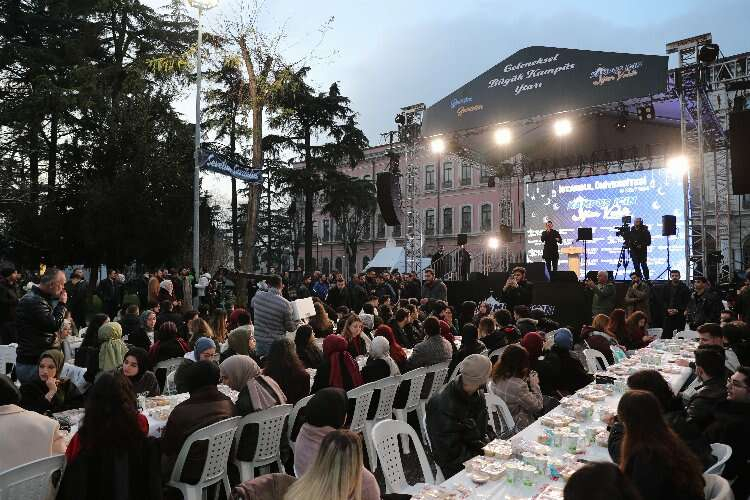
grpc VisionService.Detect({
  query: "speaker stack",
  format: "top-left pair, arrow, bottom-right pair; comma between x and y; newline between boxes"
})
376,172 -> 403,225
730,110 -> 750,194
662,215 -> 677,236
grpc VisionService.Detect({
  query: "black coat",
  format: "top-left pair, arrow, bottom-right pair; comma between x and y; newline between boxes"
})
628,225 -> 651,257
704,399 -> 750,498
502,281 -> 533,308
14,285 -> 67,364
388,319 -> 412,348
540,229 -> 562,259
120,314 -> 151,350
64,279 -> 88,326
686,290 -> 722,330
19,378 -> 83,416
622,448 -> 704,500
326,286 -> 353,310
534,346 -> 592,396
401,280 -> 421,300
660,281 -> 691,312
0,277 -> 19,324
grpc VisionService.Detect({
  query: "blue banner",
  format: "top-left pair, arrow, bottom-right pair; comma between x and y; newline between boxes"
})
199,150 -> 263,183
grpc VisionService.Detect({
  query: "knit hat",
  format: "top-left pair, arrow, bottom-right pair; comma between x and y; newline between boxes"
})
553,328 -> 574,351
521,332 -> 544,360
460,354 -> 492,386
194,337 -> 216,357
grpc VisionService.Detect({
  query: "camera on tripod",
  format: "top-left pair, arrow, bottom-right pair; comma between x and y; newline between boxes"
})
614,216 -> 632,244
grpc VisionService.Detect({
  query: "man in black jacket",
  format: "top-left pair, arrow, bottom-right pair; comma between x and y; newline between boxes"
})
96,269 -> 121,320
540,221 -> 562,272
400,272 -> 421,300
685,346 -> 728,429
426,354 -> 495,477
326,276 -> 353,310
0,268 -> 20,344
686,277 -> 722,330
660,270 -> 691,338
629,217 -> 651,280
502,267 -> 533,308
64,269 -> 88,329
296,275 -> 312,299
14,268 -> 68,384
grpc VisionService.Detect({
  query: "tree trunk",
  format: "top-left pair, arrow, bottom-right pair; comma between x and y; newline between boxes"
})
230,117 -> 239,270
266,175 -> 272,271
48,108 -> 58,194
303,129 -> 313,272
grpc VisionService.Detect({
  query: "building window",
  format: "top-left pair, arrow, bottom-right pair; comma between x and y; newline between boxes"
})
461,163 -> 472,186
480,165 -> 490,184
361,214 -> 370,239
362,256 -> 370,269
481,204 -> 492,232
442,162 -> 453,188
335,257 -> 343,272
323,219 -> 330,241
425,209 -> 435,235
377,214 -> 386,238
461,206 -> 472,233
743,195 -> 750,210
425,165 -> 435,190
392,224 -> 401,237
322,257 -> 330,274
442,207 -> 453,234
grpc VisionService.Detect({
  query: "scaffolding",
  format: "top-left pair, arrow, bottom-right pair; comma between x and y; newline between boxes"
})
397,104 -> 426,273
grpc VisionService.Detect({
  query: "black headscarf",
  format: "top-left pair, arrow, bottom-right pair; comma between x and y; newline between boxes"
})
305,387 -> 347,429
0,374 -> 21,405
184,360 -> 220,393
123,347 -> 150,382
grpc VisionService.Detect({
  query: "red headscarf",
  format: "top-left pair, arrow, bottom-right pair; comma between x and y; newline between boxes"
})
374,325 -> 407,365
323,335 -> 363,389
229,308 -> 249,331
438,320 -> 456,345
521,331 -> 544,360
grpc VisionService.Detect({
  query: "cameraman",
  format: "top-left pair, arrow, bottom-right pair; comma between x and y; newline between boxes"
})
629,217 -> 651,280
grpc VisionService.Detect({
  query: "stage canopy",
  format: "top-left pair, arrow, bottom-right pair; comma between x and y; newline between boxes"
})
422,46 -> 669,137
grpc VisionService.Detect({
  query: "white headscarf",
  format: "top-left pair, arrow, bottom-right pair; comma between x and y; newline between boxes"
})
370,336 -> 400,376
159,280 -> 174,293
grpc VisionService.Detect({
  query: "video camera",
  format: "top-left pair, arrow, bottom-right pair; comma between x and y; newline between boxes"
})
614,215 -> 632,242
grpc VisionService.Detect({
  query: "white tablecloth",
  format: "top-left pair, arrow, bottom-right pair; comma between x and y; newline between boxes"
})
438,342 -> 695,499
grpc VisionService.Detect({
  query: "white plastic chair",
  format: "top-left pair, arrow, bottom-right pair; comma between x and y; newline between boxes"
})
484,391 -> 518,438
164,370 -> 178,395
0,454 -> 65,500
417,362 -> 450,447
419,412 -> 445,482
0,344 -> 17,376
583,348 -> 610,373
391,367 -> 427,453
676,330 -> 700,340
287,394 -> 314,453
167,416 -> 240,500
489,346 -> 507,362
371,419 -> 435,495
703,473 -> 734,500
705,443 -> 733,475
346,381 -> 376,436
232,405 -> 293,482
155,357 -> 184,391
647,327 -> 663,339
363,376 -> 401,472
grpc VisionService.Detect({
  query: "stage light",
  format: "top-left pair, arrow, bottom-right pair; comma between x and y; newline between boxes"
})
431,137 -> 446,154
487,237 -> 499,250
698,43 -> 720,64
554,118 -> 572,137
666,155 -> 689,175
494,127 -> 512,146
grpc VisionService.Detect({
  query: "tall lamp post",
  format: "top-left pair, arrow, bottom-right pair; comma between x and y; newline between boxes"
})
186,0 -> 218,308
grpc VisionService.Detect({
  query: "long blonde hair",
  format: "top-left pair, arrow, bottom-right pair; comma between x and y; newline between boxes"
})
210,309 -> 228,344
284,430 -> 363,500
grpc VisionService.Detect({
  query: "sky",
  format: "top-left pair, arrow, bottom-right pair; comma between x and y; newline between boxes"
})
144,0 -> 748,205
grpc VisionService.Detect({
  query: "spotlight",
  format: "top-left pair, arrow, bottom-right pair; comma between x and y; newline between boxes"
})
395,113 -> 405,125
494,127 -> 512,146
553,118 -> 572,137
487,237 -> 499,250
698,43 -> 720,64
431,137 -> 446,154
638,103 -> 655,121
666,154 -> 689,175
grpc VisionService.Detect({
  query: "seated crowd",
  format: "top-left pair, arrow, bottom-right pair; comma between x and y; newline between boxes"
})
1,265 -> 750,500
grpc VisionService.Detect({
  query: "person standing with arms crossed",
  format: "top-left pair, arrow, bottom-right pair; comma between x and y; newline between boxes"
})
540,221 -> 562,273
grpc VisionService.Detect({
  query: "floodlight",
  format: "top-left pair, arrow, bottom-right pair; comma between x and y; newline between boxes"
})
494,127 -> 512,146
186,0 -> 219,8
666,155 -> 689,175
698,44 -> 720,64
553,118 -> 572,137
431,137 -> 446,154
487,237 -> 500,250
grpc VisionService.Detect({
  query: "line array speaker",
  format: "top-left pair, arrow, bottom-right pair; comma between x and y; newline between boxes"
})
376,172 -> 403,226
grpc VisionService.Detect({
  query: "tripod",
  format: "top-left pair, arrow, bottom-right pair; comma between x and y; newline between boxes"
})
614,242 -> 631,281
654,235 -> 673,281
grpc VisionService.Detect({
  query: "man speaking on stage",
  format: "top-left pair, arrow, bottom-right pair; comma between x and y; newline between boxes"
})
629,217 -> 651,280
540,220 -> 562,272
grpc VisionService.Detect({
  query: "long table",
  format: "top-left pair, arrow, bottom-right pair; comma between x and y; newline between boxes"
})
434,341 -> 695,499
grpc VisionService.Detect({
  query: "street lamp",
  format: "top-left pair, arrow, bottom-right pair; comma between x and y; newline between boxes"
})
186,0 -> 219,307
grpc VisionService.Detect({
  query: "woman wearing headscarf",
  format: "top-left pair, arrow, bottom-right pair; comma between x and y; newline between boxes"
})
175,337 -> 217,394
536,328 -> 592,396
362,336 -> 400,382
310,335 -> 363,393
148,321 -> 189,367
124,307 -> 152,351
20,350 -> 83,415
157,279 -> 175,303
120,347 -> 160,396
219,355 -> 287,461
294,324 -> 323,369
438,319 -> 457,352
220,323 -> 261,365
373,324 -> 407,372
448,323 -> 486,378
293,388 -> 346,474
98,322 -> 129,372
75,313 -> 109,368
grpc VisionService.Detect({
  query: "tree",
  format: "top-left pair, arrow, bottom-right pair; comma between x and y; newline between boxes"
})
322,173 -> 376,276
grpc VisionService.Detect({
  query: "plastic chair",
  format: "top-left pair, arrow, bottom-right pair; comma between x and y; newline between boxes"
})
155,357 -> 185,392
0,454 -> 65,500
417,362 -> 450,447
676,330 -> 699,340
647,327 -> 663,339
583,348 -> 610,373
484,389 -> 518,438
363,376 -> 401,472
489,347 -> 507,362
371,419 -> 436,495
232,405 -> 293,482
0,344 -> 17,376
164,370 -> 178,395
287,394 -> 314,453
705,443 -> 733,475
418,412 -> 445,482
391,367 -> 427,453
346,381 -> 376,436
703,473 -> 734,500
167,416 -> 240,500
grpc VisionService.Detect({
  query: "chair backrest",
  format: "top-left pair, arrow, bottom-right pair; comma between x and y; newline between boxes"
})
448,361 -> 463,383
396,367 -> 427,411
0,344 -> 17,376
676,330 -> 699,340
164,370 -> 177,395
647,327 -> 663,339
705,443 -> 733,475
169,416 -> 240,485
583,348 -> 609,373
484,390 -> 517,437
371,419 -> 435,494
489,347 -> 507,362
422,362 -> 450,401
233,405 -> 292,464
155,357 -> 184,373
371,376 -> 401,421
346,381 -> 376,433
703,473 -> 734,500
0,454 -> 65,500
287,394 -> 314,448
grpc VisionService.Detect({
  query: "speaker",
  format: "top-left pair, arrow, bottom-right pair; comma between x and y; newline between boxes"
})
498,224 -> 512,243
730,110 -> 750,194
376,172 -> 402,225
457,233 -> 468,246
510,262 -> 549,282
662,215 -> 677,236
550,271 -> 578,283
469,272 -> 486,281
577,227 -> 593,241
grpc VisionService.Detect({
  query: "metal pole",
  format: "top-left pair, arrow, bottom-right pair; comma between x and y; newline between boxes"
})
678,51 -> 692,285
696,46 -> 708,279
192,7 -> 203,308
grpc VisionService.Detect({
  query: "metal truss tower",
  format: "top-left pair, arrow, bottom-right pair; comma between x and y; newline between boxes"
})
397,104 -> 426,273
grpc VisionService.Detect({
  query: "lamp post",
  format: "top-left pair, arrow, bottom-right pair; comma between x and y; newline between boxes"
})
186,0 -> 218,308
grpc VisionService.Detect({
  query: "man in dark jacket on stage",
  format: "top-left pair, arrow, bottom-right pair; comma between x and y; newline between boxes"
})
629,217 -> 652,280
660,269 -> 691,338
540,221 -> 562,273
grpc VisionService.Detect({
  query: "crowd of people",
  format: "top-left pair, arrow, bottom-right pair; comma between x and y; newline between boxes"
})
1,263 -> 750,500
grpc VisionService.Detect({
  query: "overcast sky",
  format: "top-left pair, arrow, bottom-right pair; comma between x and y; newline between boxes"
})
145,0 -> 747,204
